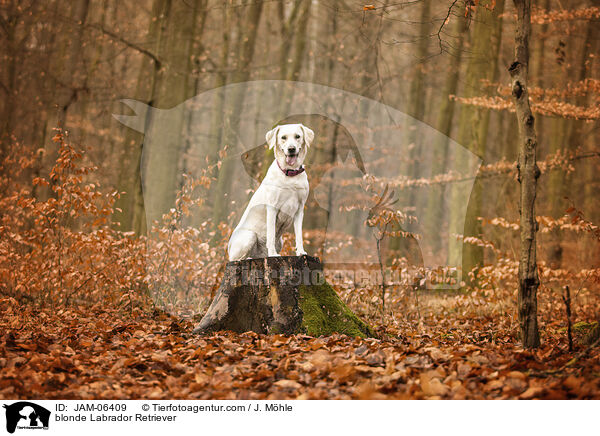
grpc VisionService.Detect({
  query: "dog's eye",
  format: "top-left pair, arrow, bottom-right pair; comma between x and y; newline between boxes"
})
281,135 -> 287,140
295,134 -> 301,139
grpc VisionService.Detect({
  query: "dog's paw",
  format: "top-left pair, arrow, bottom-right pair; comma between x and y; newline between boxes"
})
296,249 -> 307,256
268,252 -> 281,257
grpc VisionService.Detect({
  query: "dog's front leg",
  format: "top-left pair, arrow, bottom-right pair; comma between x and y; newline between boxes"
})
266,205 -> 279,257
294,208 -> 307,256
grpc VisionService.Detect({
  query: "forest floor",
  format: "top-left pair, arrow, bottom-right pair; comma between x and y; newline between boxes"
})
1,293 -> 599,400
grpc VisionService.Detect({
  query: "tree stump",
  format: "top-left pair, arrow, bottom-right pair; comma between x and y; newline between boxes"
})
193,255 -> 374,337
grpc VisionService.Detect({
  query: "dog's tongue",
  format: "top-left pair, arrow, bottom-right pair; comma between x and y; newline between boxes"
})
286,155 -> 297,166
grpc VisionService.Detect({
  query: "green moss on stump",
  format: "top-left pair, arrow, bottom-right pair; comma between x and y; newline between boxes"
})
298,282 -> 375,338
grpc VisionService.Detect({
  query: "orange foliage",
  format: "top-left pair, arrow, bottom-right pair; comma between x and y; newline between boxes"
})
0,131 -> 147,308
531,6 -> 600,24
451,94 -> 600,121
0,131 -> 229,314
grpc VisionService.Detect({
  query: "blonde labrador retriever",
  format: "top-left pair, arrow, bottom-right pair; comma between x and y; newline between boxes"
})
228,123 -> 314,261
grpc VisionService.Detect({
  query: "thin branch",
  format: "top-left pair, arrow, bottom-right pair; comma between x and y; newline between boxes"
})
436,0 -> 460,54
86,23 -> 161,68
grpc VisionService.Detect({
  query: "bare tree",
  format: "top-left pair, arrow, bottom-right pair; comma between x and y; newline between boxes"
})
510,0 -> 541,348
450,0 -> 506,282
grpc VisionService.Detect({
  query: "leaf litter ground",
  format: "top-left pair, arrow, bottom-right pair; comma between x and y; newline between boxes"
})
1,296 -> 598,400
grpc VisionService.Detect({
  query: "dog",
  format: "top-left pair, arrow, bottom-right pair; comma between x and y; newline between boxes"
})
227,123 -> 314,261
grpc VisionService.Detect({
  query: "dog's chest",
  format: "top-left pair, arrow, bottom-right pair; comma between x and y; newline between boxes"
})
268,182 -> 307,214
273,185 -> 306,230
259,170 -> 308,223
284,178 -> 308,203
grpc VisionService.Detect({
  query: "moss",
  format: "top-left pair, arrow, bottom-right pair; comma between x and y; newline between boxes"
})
298,282 -> 375,338
572,321 -> 597,332
557,321 -> 599,346
584,321 -> 599,345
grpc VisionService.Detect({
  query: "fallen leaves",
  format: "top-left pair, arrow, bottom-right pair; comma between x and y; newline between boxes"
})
1,297 -> 599,400
273,379 -> 302,390
420,369 -> 449,397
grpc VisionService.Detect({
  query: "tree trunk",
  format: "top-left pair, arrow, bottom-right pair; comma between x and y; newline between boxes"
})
547,17 -> 596,266
465,0 -> 505,279
529,0 -> 550,143
449,0 -> 505,282
404,0 -> 431,208
38,0 -> 90,202
142,0 -> 200,226
113,0 -> 202,233
583,1 -> 600,218
206,5 -> 232,168
510,0 -> 541,349
540,16 -> 597,268
212,1 -> 264,224
277,0 -> 303,81
278,0 -> 311,115
193,256 -> 374,338
112,0 -> 169,233
56,0 -> 90,130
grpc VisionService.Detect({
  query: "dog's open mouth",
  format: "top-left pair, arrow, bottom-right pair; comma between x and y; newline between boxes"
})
285,154 -> 298,166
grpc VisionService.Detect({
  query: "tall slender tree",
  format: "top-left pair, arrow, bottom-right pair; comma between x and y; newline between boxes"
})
405,0 -> 431,209
547,14 -> 596,266
113,0 -> 168,234
37,0 -> 90,202
449,0 -> 505,282
113,0 -> 204,232
212,1 -> 264,223
142,0 -> 200,226
510,0 -> 541,349
424,7 -> 469,253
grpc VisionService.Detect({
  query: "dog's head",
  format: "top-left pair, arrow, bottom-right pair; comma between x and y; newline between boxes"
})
266,123 -> 314,169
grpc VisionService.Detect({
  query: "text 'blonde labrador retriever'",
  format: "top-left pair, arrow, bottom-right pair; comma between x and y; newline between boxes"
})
227,123 -> 314,261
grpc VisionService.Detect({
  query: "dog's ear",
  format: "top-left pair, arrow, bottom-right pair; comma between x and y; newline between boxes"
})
300,125 -> 314,148
266,126 -> 279,150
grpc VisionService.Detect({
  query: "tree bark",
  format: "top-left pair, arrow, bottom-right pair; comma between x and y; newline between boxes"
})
404,0 -> 431,208
280,0 -> 311,113
113,0 -> 168,233
142,0 -> 200,226
449,0 -> 505,282
547,16 -> 596,266
510,0 -> 541,349
529,0 -> 550,143
212,1 -> 264,224
113,0 -> 204,233
277,0 -> 303,81
424,8 -> 468,252
37,0 -> 90,202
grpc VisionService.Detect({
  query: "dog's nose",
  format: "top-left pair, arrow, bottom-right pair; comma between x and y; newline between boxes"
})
287,147 -> 296,154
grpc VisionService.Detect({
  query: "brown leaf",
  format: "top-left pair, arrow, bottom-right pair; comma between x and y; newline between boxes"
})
420,370 -> 449,397
273,379 -> 301,390
519,386 -> 546,399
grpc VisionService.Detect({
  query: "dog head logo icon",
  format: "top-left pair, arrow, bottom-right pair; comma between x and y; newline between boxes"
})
3,402 -> 50,434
